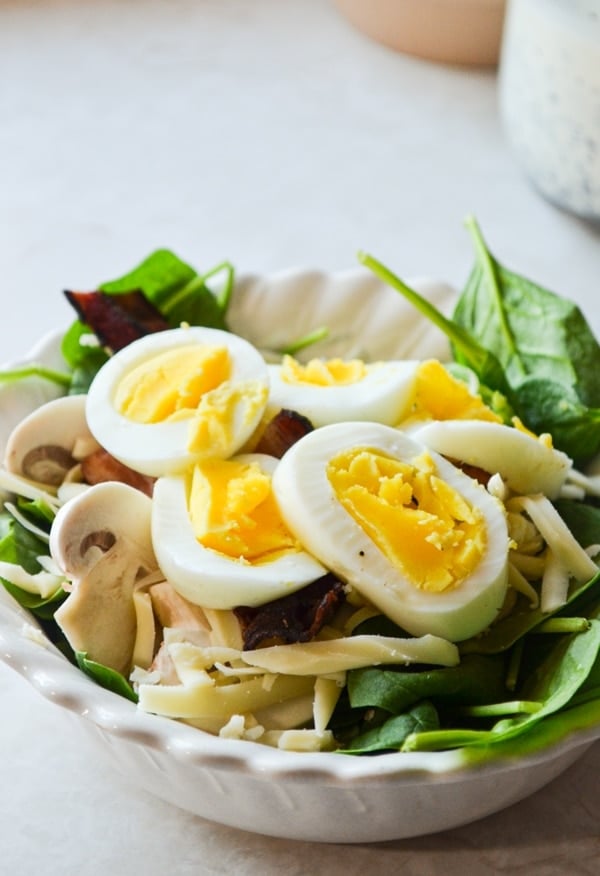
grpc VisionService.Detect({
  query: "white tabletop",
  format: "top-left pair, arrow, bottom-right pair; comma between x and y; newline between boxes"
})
1,1 -> 599,872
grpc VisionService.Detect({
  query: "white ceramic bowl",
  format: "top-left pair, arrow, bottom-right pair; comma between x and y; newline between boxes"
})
1,268 -> 600,843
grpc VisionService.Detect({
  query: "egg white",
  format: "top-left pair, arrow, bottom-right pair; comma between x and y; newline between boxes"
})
413,420 -> 572,499
85,326 -> 270,477
151,453 -> 327,609
271,422 -> 509,642
266,359 -> 419,427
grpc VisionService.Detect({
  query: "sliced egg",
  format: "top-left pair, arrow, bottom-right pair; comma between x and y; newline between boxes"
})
399,359 -> 502,426
86,326 -> 270,476
266,355 -> 419,427
413,420 -> 572,499
151,452 -> 327,608
271,422 -> 509,642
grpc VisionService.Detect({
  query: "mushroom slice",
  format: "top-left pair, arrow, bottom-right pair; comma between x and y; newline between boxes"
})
149,580 -> 210,631
50,481 -> 157,675
4,394 -> 100,487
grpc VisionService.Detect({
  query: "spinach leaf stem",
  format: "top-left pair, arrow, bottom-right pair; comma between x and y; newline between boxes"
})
464,215 -> 526,378
357,249 -> 507,392
0,364 -> 72,388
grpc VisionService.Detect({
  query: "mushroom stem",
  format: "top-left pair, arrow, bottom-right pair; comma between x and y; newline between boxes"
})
21,445 -> 76,486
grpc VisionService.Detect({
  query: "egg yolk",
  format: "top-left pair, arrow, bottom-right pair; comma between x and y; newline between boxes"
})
402,359 -> 501,424
115,344 -> 231,423
187,458 -> 299,564
185,380 -> 269,455
327,447 -> 487,592
280,355 -> 367,386
512,415 -> 554,449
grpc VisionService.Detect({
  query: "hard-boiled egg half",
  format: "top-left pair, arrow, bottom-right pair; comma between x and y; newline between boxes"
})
399,359 -> 502,426
266,355 -> 419,427
413,419 -> 572,499
152,452 -> 327,608
86,326 -> 270,476
265,355 -> 503,430
271,422 -> 510,641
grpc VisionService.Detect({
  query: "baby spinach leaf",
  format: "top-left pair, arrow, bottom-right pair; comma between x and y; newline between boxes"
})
460,572 -> 600,656
492,618 -> 600,738
457,217 -> 600,408
341,701 -> 440,754
60,320 -> 109,393
454,217 -> 600,461
412,696 -> 600,761
100,248 -> 197,304
360,219 -> 600,463
101,250 -> 233,331
462,504 -> 600,656
59,249 -> 235,389
554,498 -> 600,550
347,653 -> 507,714
0,510 -> 49,574
75,652 -> 138,703
566,633 -> 600,708
511,376 -> 600,461
351,613 -> 410,638
0,509 -> 64,619
14,496 -> 55,529
406,618 -> 600,751
69,355 -> 110,395
60,320 -> 105,372
456,221 -> 526,387
0,578 -> 65,620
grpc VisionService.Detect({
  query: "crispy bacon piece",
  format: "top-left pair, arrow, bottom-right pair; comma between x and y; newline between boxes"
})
234,574 -> 346,651
81,448 -> 156,497
253,408 -> 314,458
447,457 -> 491,486
64,289 -> 169,352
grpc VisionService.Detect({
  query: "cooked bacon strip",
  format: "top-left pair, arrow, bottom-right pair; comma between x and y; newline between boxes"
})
64,289 -> 169,352
234,574 -> 345,651
81,448 -> 155,496
447,457 -> 491,486
253,408 -> 314,458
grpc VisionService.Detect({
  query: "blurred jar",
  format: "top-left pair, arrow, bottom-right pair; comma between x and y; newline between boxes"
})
499,0 -> 600,221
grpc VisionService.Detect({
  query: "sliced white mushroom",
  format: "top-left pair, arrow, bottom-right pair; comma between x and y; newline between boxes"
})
4,394 -> 100,487
149,579 -> 211,632
50,481 -> 157,675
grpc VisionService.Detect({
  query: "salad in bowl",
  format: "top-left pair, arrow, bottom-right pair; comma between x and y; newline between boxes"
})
1,217 -> 600,841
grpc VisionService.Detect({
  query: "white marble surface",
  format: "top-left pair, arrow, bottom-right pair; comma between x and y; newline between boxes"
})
1,0 -> 600,872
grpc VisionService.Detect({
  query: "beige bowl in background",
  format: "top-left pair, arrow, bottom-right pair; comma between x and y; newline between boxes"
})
332,0 -> 507,66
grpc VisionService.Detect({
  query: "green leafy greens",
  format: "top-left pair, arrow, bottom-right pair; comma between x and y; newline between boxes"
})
75,652 -> 138,703
359,216 -> 600,463
61,249 -> 235,392
336,219 -> 600,754
3,225 -> 600,758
